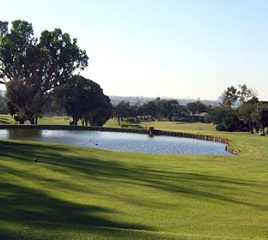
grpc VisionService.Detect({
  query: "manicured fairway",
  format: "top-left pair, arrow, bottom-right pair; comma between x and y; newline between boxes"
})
0,118 -> 267,239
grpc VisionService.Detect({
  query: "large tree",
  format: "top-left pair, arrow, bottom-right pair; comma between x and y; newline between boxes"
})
208,106 -> 244,132
220,84 -> 258,108
251,102 -> 268,132
220,86 -> 238,107
55,75 -> 112,126
237,102 -> 257,133
237,84 -> 258,103
0,20 -> 88,124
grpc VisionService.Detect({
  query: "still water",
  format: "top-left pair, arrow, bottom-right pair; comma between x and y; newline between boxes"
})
0,129 -> 232,155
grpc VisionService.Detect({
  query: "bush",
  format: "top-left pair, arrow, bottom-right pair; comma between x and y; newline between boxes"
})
125,117 -> 139,123
216,123 -> 227,131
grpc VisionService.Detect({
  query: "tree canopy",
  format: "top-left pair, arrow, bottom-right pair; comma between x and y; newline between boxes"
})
186,101 -> 207,114
220,84 -> 258,107
0,20 -> 88,124
54,75 -> 112,126
207,84 -> 268,133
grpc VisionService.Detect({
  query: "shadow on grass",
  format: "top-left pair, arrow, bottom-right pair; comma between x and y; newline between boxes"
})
0,140 -> 267,239
0,181 -> 154,239
1,140 -> 267,210
0,141 -> 157,239
0,181 -> 149,228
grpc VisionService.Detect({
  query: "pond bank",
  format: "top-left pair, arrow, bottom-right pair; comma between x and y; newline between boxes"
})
0,124 -> 239,155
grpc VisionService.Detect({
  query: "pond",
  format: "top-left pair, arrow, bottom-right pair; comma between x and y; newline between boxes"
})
0,129 -> 232,156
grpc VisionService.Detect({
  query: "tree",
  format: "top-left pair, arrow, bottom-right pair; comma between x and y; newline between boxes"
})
55,75 -> 112,126
208,106 -> 231,125
139,100 -> 159,119
237,102 -> 257,133
216,111 -> 242,132
89,95 -> 112,126
186,101 -> 207,114
237,84 -> 258,103
160,99 -> 180,121
0,20 -> 88,124
251,102 -> 268,132
139,98 -> 180,121
208,105 -> 244,131
220,84 -> 258,108
209,106 -> 244,131
113,101 -> 138,119
220,86 -> 238,107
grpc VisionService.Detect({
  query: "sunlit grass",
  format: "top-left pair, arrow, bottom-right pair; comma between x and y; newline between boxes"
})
0,114 -> 15,124
0,115 -> 267,239
38,115 -> 70,125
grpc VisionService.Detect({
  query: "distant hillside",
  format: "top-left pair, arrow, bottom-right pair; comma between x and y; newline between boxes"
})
109,96 -> 218,107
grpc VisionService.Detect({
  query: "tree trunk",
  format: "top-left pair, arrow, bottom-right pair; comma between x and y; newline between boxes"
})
72,117 -> 78,126
30,118 -> 35,125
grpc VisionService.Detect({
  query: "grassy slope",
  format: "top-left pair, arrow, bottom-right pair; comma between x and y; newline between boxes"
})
0,115 -> 267,239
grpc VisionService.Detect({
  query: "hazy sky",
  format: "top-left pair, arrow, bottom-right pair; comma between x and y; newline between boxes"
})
1,0 -> 268,100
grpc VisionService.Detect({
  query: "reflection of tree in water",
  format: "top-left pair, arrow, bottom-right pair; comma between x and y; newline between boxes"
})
8,129 -> 42,140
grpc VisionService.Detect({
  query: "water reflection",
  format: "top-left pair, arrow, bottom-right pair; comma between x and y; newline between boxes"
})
7,129 -> 42,140
0,129 -> 232,156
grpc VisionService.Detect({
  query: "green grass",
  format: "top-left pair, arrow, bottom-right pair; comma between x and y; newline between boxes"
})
38,116 -> 71,125
0,115 -> 267,239
0,114 -> 14,124
0,114 -> 71,126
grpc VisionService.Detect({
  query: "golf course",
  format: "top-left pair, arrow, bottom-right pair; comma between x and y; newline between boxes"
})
0,116 -> 267,239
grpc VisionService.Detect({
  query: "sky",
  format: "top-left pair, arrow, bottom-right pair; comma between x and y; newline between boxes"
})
1,0 -> 268,100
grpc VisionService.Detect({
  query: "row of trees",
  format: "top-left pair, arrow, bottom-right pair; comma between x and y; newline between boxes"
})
113,84 -> 268,133
0,20 -> 112,126
210,84 -> 268,133
113,98 -> 210,123
209,101 -> 268,133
